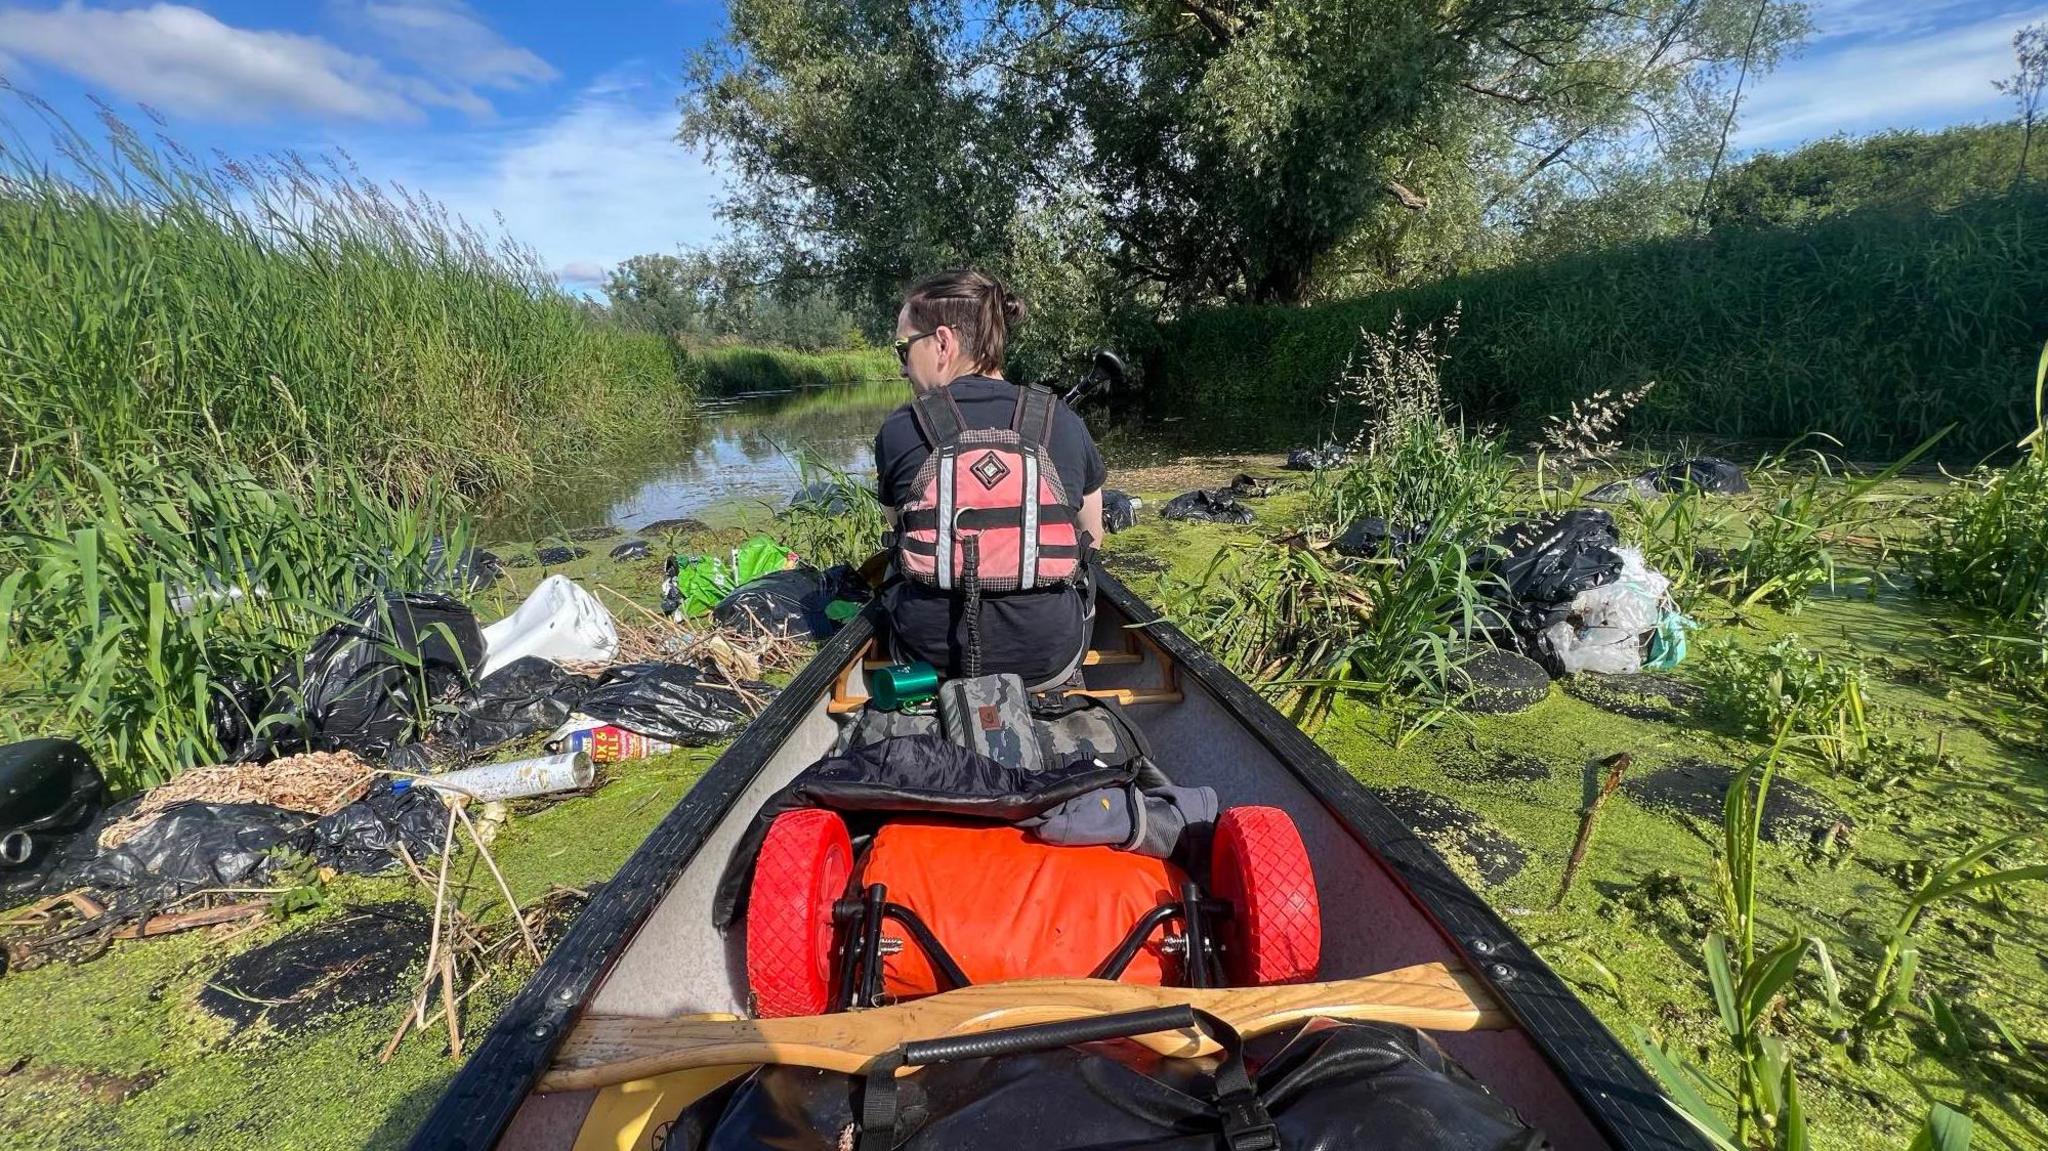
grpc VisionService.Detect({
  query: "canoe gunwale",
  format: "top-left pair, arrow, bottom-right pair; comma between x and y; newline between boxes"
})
405,608 -> 880,1151
407,568 -> 1705,1151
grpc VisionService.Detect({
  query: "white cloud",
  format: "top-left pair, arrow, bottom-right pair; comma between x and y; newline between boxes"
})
1738,6 -> 2038,147
355,72 -> 727,287
0,1 -> 550,123
344,0 -> 556,88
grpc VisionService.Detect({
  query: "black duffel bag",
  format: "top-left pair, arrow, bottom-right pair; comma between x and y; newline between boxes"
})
665,1008 -> 1547,1151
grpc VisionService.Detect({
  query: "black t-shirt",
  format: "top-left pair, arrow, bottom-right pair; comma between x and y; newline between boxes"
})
875,376 -> 1107,685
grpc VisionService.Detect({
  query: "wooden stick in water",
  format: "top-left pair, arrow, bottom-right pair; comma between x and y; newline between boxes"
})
540,962 -> 1509,1093
1552,752 -> 1631,910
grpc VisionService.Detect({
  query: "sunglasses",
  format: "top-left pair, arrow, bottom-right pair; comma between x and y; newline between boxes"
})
893,330 -> 936,365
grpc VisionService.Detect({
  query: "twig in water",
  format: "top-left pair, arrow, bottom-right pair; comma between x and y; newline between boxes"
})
1552,752 -> 1632,910
447,795 -> 541,964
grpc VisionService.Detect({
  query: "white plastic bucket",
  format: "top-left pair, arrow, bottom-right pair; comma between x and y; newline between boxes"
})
478,575 -> 619,679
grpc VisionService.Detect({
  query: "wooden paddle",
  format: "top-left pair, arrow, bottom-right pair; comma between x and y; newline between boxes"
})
540,961 -> 1508,1093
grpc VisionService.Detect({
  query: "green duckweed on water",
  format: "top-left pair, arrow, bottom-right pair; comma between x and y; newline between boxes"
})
3,459 -> 2046,1150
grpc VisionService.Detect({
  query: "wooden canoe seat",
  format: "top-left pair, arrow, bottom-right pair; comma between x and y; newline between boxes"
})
830,632 -> 1179,715
540,962 -> 1509,1093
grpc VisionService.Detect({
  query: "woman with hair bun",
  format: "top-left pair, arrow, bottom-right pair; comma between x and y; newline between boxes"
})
874,269 -> 1107,689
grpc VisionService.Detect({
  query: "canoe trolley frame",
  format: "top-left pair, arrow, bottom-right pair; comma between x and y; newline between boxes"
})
832,878 -> 1234,1011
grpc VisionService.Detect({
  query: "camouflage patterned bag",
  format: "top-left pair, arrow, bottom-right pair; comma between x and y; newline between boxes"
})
936,673 -> 1047,774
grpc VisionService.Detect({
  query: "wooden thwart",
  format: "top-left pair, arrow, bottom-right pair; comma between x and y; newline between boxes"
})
540,962 -> 1507,1093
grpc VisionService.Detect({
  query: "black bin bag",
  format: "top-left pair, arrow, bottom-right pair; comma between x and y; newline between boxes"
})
667,1014 -> 1548,1151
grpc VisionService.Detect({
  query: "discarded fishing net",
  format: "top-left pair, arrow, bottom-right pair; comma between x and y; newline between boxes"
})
196,902 -> 431,1033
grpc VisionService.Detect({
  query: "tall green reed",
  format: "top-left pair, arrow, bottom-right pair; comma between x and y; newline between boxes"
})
0,88 -> 691,498
1917,346 -> 2048,688
1638,724 -> 1978,1151
1,450 -> 474,792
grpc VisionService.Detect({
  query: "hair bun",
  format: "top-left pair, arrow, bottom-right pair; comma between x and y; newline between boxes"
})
999,287 -> 1028,327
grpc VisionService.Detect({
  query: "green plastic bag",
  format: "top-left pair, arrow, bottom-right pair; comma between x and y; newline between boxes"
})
667,535 -> 795,619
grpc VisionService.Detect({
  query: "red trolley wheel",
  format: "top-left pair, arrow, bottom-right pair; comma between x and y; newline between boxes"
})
746,809 -> 854,1017
1210,805 -> 1321,985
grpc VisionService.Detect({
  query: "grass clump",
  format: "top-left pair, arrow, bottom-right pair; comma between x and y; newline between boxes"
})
1167,312 -> 1497,731
0,452 -> 475,792
775,456 -> 886,572
0,91 -> 692,497
1696,635 -> 1871,770
1916,348 -> 2048,689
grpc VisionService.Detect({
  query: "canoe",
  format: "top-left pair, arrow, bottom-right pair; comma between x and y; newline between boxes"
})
406,567 -> 1704,1151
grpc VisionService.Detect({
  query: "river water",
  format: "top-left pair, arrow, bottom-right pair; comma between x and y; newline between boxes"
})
483,380 -> 909,541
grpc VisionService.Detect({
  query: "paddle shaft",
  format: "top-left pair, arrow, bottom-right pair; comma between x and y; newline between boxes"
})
540,962 -> 1507,1093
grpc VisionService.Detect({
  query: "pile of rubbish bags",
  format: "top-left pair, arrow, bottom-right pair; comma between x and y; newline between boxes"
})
1482,509 -> 1688,676
663,534 -> 871,639
4,557 -> 796,917
1161,488 -> 1256,525
1585,456 -> 1749,503
1325,503 -> 1691,679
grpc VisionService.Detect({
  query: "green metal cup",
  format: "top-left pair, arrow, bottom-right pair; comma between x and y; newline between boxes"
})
868,661 -> 939,711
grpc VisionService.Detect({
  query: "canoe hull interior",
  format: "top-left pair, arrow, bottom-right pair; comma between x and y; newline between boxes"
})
410,570 -> 1700,1151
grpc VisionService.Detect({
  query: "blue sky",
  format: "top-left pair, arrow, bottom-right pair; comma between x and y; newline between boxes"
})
0,0 -> 2039,290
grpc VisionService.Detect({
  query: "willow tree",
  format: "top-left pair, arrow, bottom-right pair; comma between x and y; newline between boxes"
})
683,0 -> 1805,312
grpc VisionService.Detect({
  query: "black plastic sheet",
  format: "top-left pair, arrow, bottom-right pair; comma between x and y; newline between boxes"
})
312,780 -> 452,874
79,802 -> 313,898
1160,489 -> 1255,525
713,568 -> 834,639
1332,516 -> 1428,559
0,739 -> 104,890
578,662 -> 771,748
610,539 -> 652,561
1586,456 -> 1750,502
668,1018 -> 1546,1150
243,592 -> 483,762
435,657 -> 595,757
1101,489 -> 1138,534
1479,510 -> 1626,669
535,545 -> 588,565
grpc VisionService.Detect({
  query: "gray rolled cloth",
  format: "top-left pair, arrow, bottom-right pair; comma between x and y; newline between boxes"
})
1022,782 -> 1219,858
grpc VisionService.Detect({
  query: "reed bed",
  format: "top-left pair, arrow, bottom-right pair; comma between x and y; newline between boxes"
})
0,90 -> 692,498
1158,193 -> 2048,460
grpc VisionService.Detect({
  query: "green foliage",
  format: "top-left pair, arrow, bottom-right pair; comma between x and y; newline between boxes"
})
1916,347 -> 2048,687
693,346 -> 896,396
602,249 -> 865,351
1157,530 -> 1487,732
1156,194 -> 2048,459
1854,829 -> 2048,1051
0,454 -> 474,792
1696,636 -> 1870,770
1307,310 -> 1514,537
0,93 -> 691,498
775,456 -> 887,572
1711,122 -> 2048,228
1642,730 -> 1982,1151
681,0 -> 1801,353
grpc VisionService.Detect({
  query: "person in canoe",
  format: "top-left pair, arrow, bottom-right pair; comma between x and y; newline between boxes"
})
875,268 -> 1107,689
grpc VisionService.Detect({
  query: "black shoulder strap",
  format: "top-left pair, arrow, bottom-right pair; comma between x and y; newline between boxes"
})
909,387 -> 968,448
1010,384 -> 1056,450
